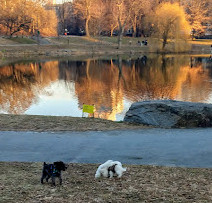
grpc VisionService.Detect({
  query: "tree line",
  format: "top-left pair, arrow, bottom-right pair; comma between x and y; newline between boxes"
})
0,0 -> 57,37
0,0 -> 211,49
61,0 -> 211,38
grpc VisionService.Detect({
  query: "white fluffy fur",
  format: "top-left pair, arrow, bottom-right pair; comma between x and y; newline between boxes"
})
95,160 -> 127,178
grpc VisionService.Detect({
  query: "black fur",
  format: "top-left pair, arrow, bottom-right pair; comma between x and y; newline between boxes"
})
41,161 -> 68,186
108,164 -> 117,178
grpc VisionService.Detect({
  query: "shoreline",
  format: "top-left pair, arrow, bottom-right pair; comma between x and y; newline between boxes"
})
0,114 -> 148,132
0,37 -> 211,61
0,44 -> 210,58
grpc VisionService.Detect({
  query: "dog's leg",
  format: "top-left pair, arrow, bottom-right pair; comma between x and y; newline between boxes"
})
109,171 -> 114,178
59,175 -> 62,185
51,176 -> 56,186
46,175 -> 50,182
41,174 -> 46,184
117,171 -> 123,178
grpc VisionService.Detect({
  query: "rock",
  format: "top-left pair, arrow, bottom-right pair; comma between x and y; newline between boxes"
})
124,100 -> 212,128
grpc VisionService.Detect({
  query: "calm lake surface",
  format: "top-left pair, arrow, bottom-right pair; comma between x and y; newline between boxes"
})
0,55 -> 212,121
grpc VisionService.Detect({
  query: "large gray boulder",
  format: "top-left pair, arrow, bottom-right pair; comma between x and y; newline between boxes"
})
124,100 -> 212,128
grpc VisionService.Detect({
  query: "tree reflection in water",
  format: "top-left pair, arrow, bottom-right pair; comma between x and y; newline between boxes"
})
0,56 -> 211,120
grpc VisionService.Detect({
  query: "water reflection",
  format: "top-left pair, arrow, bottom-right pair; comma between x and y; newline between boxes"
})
0,55 -> 211,120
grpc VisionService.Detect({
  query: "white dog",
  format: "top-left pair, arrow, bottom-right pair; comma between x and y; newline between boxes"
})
95,160 -> 127,178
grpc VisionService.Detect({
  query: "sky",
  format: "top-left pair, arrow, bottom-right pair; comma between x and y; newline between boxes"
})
56,0 -> 71,4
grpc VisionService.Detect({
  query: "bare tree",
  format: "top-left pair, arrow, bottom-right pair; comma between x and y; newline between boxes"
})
73,0 -> 98,37
0,0 -> 32,36
115,0 -> 131,49
101,0 -> 118,36
129,0 -> 152,37
0,0 -> 57,37
153,2 -> 190,51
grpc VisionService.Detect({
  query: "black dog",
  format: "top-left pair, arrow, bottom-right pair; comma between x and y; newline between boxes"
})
41,161 -> 68,186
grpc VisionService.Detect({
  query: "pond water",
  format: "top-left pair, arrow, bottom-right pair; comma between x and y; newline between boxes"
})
0,55 -> 212,121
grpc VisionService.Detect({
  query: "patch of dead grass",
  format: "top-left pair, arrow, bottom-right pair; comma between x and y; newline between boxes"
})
0,162 -> 211,202
0,114 -> 148,132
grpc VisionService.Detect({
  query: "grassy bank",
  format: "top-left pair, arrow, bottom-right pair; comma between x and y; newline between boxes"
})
0,162 -> 211,202
0,114 -> 147,132
0,36 -> 211,60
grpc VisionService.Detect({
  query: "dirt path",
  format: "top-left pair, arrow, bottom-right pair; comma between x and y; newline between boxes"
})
1,128 -> 212,168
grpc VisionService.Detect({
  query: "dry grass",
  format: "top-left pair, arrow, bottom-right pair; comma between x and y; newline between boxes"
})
0,36 -> 211,60
0,114 -> 148,132
0,162 -> 211,203
189,39 -> 212,45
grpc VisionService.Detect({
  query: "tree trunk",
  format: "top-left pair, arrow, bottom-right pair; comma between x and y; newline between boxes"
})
162,37 -> 167,50
116,1 -> 131,49
132,17 -> 137,38
110,28 -> 113,37
9,26 -> 13,38
118,27 -> 124,49
85,15 -> 90,37
162,30 -> 168,50
117,19 -> 126,49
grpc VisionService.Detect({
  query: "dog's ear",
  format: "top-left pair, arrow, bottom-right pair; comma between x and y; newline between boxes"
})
44,162 -> 47,165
